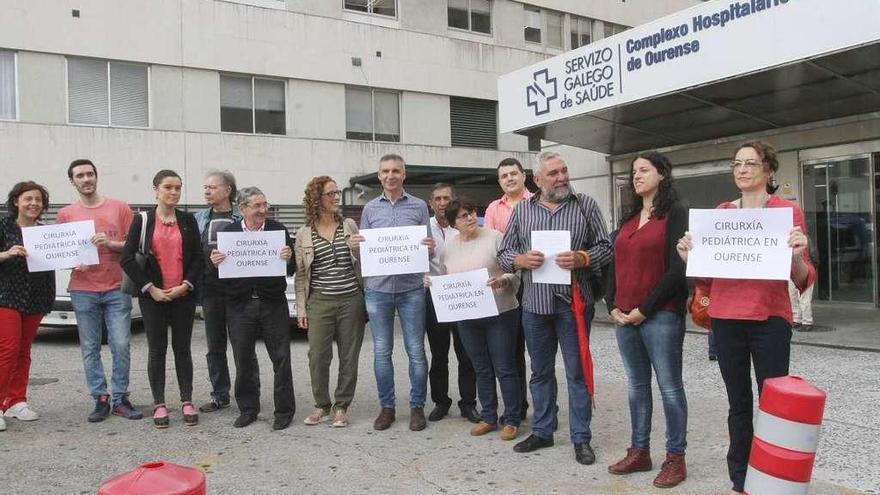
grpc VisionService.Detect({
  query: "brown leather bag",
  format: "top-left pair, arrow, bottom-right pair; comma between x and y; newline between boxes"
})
689,284 -> 711,330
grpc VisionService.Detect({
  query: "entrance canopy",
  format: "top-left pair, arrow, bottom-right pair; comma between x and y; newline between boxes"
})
498,0 -> 880,156
348,165 -> 505,188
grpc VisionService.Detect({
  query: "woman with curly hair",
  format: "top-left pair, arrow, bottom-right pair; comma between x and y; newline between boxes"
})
294,176 -> 365,428
606,151 -> 689,488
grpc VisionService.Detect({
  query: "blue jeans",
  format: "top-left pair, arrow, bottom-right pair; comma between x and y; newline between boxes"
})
70,289 -> 133,406
365,288 -> 427,409
457,308 -> 522,426
614,310 -> 688,455
522,298 -> 594,444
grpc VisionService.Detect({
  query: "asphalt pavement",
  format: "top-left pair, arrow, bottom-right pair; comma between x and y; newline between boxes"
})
1,319 -> 877,494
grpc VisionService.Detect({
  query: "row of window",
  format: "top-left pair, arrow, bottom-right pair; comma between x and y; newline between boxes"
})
0,51 -> 503,149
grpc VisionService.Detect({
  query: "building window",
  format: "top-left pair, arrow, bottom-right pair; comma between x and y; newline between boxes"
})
571,16 -> 593,49
0,50 -> 16,120
527,135 -> 541,152
344,0 -> 396,17
604,22 -> 628,38
220,75 -> 286,135
523,5 -> 562,49
450,96 -> 497,150
345,87 -> 400,142
448,0 -> 491,34
67,58 -> 149,127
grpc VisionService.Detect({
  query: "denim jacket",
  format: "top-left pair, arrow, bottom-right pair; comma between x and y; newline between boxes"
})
194,206 -> 242,235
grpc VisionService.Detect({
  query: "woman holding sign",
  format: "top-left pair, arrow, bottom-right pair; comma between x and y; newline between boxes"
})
427,197 -> 522,440
295,176 -> 365,428
0,182 -> 54,431
605,152 -> 689,488
121,170 -> 203,429
676,141 -> 814,495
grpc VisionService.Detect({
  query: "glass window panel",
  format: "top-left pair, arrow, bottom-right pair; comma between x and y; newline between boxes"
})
546,11 -> 562,48
220,75 -> 253,133
343,0 -> 368,13
471,0 -> 491,34
604,22 -> 614,38
524,6 -> 541,43
0,51 -> 15,120
68,58 -> 109,125
371,0 -> 396,16
345,86 -> 373,140
579,18 -> 591,47
447,0 -> 469,30
373,90 -> 399,142
109,62 -> 148,127
254,79 -> 285,135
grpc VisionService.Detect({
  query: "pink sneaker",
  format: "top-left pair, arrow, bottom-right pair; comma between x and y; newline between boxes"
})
182,402 -> 199,426
153,405 -> 169,429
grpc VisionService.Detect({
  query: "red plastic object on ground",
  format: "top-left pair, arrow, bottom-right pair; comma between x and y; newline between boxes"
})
98,461 -> 206,495
743,375 -> 827,495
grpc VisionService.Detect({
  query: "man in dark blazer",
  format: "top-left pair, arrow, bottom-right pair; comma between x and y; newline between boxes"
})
210,186 -> 296,431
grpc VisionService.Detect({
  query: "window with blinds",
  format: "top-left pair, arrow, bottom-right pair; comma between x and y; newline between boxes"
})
0,50 -> 16,120
220,75 -> 286,135
67,57 -> 148,127
450,96 -> 497,150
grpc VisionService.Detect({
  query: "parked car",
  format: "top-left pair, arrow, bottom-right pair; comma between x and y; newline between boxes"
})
42,270 -> 142,328
286,275 -> 301,331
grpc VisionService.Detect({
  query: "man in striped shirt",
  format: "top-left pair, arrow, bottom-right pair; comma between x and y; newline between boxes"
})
498,151 -> 612,466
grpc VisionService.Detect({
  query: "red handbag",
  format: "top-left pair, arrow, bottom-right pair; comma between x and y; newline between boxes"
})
689,284 -> 711,330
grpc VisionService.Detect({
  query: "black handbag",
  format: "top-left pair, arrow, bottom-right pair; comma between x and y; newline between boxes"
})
121,212 -> 148,296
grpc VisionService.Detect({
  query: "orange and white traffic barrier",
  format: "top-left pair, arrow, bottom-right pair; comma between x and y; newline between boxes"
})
744,375 -> 826,495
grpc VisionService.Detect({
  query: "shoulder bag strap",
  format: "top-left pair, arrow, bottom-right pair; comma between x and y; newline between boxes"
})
138,211 -> 148,254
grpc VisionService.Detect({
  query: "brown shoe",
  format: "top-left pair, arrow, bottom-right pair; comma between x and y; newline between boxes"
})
409,407 -> 427,431
653,453 -> 686,488
608,447 -> 652,475
373,407 -> 395,431
499,424 -> 519,441
470,421 -> 498,436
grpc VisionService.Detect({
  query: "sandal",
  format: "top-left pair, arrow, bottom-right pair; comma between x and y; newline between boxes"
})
182,402 -> 199,426
153,404 -> 170,429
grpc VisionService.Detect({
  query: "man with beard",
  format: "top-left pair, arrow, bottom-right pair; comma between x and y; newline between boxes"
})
497,151 -> 612,465
56,159 -> 141,422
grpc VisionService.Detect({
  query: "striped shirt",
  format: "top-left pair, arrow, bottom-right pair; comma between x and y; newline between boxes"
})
310,225 -> 360,295
497,192 -> 612,315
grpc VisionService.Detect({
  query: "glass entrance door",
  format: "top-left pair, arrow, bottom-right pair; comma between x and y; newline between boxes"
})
802,156 -> 875,303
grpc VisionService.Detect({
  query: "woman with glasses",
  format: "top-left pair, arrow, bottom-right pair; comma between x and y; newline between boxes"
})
676,141 -> 814,495
425,197 -> 522,440
121,170 -> 203,429
295,176 -> 365,428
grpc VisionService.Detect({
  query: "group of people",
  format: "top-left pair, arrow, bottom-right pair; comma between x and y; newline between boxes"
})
0,141 -> 813,495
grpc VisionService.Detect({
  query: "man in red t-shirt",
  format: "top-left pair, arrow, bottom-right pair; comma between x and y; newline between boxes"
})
56,159 -> 141,423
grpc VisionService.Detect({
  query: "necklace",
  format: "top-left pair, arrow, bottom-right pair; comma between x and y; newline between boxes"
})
158,214 -> 177,225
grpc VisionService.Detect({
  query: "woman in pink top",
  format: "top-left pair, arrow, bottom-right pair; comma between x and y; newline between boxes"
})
677,141 -> 815,495
121,170 -> 203,429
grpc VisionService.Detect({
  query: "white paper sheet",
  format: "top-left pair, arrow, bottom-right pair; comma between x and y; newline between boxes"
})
359,225 -> 430,277
22,220 -> 99,272
429,268 -> 499,323
217,230 -> 287,279
531,230 -> 571,285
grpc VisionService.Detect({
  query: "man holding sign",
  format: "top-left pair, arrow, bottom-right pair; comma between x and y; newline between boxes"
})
210,187 -> 296,431
350,154 -> 436,432
498,151 -> 612,465
56,159 -> 141,423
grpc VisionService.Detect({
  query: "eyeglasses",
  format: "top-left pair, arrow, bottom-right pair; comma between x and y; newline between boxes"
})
322,190 -> 342,197
730,159 -> 764,170
456,211 -> 477,221
245,202 -> 270,210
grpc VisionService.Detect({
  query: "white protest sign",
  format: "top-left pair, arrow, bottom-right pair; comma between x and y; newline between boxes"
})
531,230 -> 571,285
217,230 -> 287,279
430,268 -> 499,323
22,221 -> 99,272
686,208 -> 793,280
359,225 -> 430,277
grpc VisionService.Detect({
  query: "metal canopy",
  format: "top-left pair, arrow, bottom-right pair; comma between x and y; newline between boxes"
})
518,42 -> 880,155
349,165 -> 511,187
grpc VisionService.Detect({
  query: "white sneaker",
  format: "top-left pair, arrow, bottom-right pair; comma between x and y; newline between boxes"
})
303,409 -> 330,425
0,415 -> 6,431
4,402 -> 39,421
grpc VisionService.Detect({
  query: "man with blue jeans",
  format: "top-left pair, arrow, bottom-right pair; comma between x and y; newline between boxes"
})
498,151 -> 612,465
57,159 -> 142,422
351,154 -> 435,432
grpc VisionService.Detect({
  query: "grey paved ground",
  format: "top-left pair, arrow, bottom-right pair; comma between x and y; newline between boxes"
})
1,320 -> 878,494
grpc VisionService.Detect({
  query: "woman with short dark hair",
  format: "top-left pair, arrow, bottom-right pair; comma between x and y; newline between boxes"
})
0,181 -> 55,431
677,141 -> 815,495
121,170 -> 203,429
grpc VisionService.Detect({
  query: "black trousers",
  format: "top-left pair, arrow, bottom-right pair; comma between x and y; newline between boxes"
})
140,295 -> 196,405
202,293 -> 231,402
227,297 -> 295,420
712,317 -> 791,492
426,294 -> 476,409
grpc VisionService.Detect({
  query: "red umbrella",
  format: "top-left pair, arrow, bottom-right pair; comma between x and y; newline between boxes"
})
572,283 -> 595,407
